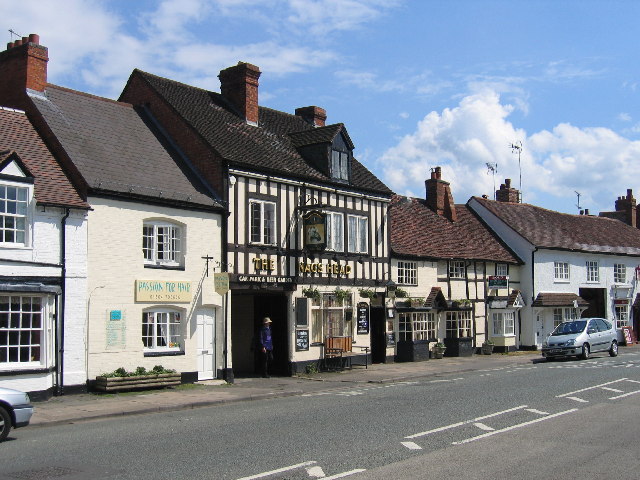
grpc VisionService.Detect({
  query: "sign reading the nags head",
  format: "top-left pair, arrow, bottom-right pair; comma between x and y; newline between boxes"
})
135,280 -> 192,303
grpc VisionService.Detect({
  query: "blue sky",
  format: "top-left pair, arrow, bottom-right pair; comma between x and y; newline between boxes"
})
3,0 -> 640,215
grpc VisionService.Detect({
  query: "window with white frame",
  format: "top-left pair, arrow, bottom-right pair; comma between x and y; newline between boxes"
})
554,262 -> 569,281
0,184 -> 29,245
143,221 -> 182,266
445,310 -> 472,338
331,150 -> 349,181
310,293 -> 353,343
347,214 -> 368,254
492,311 -> 515,336
586,260 -> 599,282
449,260 -> 465,279
397,261 -> 417,285
249,200 -> 276,245
496,263 -> 508,276
614,264 -> 627,284
615,304 -> 629,328
142,310 -> 182,351
326,212 -> 344,252
399,312 -> 436,341
0,295 -> 48,366
553,307 -> 578,329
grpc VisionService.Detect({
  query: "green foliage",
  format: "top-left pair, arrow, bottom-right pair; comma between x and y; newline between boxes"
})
433,342 -> 446,349
334,287 -> 351,304
358,288 -> 376,299
305,363 -> 319,374
302,286 -> 320,299
100,365 -> 176,378
394,288 -> 409,298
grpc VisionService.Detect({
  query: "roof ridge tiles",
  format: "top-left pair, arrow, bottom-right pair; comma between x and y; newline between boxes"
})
46,84 -> 134,108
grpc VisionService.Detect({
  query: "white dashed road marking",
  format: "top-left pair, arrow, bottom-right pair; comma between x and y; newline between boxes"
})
401,441 -> 423,450
236,461 -> 318,479
473,422 -> 495,431
566,396 -> 589,403
525,408 -> 549,415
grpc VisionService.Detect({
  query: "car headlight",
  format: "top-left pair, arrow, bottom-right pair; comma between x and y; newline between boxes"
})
565,339 -> 575,346
542,340 -> 548,347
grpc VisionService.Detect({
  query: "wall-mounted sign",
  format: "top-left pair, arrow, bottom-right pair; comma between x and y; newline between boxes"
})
237,275 -> 294,284
135,280 -> 192,303
296,329 -> 310,351
488,275 -> 509,289
386,332 -> 396,346
303,210 -> 326,251
614,299 -> 630,305
357,302 -> 370,334
299,262 -> 352,275
106,310 -> 126,349
252,257 -> 275,271
214,273 -> 230,295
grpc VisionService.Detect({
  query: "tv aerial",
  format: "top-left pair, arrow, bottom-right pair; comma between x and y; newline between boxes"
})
486,162 -> 498,200
575,191 -> 582,212
510,141 -> 523,202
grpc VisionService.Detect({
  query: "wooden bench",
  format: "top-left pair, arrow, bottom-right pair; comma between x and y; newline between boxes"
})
323,336 -> 369,371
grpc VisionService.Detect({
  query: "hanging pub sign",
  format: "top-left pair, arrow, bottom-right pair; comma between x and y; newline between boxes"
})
488,275 -> 509,289
303,210 -> 326,251
357,302 -> 370,334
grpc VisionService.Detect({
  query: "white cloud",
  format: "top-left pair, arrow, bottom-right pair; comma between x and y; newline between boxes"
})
378,89 -> 640,214
618,112 -> 632,122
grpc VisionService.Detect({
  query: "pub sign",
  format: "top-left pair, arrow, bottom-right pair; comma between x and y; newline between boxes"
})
303,210 -> 326,250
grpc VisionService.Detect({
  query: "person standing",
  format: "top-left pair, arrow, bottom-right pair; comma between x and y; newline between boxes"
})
258,317 -> 273,378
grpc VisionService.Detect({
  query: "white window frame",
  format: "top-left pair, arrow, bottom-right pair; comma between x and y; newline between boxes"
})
310,293 -> 353,343
614,263 -> 627,284
445,311 -> 472,338
399,312 -> 436,341
397,261 -> 418,286
615,304 -> 629,329
553,307 -> 578,329
142,309 -> 183,351
449,260 -> 465,279
249,199 -> 276,246
325,212 -> 344,252
143,221 -> 182,267
347,214 -> 368,254
492,311 -> 515,336
554,262 -> 570,281
496,263 -> 508,276
331,150 -> 349,181
586,260 -> 599,283
0,183 -> 32,247
0,295 -> 52,369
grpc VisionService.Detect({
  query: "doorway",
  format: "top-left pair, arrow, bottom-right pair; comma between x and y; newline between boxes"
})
579,288 -> 606,318
370,306 -> 387,363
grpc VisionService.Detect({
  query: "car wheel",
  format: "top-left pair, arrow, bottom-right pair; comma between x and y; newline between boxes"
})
0,406 -> 11,442
580,343 -> 590,360
609,340 -> 619,357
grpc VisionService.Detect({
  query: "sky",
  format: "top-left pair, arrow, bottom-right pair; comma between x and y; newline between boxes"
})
3,0 -> 640,215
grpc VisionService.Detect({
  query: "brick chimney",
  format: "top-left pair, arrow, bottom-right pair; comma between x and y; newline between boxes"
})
496,179 -> 520,203
295,106 -> 327,127
218,62 -> 261,126
614,189 -> 637,228
0,34 -> 48,110
425,166 -> 457,222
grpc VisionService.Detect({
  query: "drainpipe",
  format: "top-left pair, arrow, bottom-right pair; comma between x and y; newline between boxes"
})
56,208 -> 70,396
530,246 -> 538,348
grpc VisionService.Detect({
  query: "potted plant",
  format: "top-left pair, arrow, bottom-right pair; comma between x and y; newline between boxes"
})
302,286 -> 320,300
358,287 -> 376,299
395,288 -> 409,298
481,339 -> 495,355
334,287 -> 351,304
409,297 -> 425,307
432,342 -> 446,359
451,298 -> 471,308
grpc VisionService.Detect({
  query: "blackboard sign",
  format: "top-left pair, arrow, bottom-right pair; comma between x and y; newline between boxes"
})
296,329 -> 309,351
357,302 -> 369,334
622,326 -> 634,345
386,332 -> 396,346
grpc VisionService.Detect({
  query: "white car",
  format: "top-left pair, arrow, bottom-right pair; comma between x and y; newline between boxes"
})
542,318 -> 618,360
0,387 -> 34,442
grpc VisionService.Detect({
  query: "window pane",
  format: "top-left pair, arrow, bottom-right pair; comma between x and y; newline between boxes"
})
264,202 -> 275,244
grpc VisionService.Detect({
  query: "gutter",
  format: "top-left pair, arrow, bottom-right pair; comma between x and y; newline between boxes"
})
56,208 -> 70,396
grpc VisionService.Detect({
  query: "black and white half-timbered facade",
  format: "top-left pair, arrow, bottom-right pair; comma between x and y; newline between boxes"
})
121,62 -> 393,377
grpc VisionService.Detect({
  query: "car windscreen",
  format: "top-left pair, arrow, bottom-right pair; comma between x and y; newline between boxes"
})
551,320 -> 587,336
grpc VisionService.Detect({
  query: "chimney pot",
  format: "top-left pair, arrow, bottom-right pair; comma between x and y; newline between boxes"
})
6,42 -> 13,50
28,34 -> 39,44
505,178 -> 511,188
14,39 -> 22,46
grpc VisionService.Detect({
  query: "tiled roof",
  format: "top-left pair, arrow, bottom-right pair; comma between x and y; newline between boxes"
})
487,290 -> 525,308
473,197 -> 640,255
29,86 -> 223,210
390,195 -> 521,263
0,107 -> 88,208
129,70 -> 391,196
424,287 -> 447,309
532,292 -> 589,307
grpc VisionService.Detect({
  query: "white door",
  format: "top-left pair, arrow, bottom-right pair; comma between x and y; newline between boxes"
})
196,308 -> 215,380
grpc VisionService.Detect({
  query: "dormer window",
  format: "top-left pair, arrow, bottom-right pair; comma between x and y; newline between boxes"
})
331,149 -> 349,181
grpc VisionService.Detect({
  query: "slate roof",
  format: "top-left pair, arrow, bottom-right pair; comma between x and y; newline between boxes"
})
126,70 -> 391,196
390,195 -> 521,263
0,107 -> 88,209
28,85 -> 223,210
532,292 -> 589,308
473,197 -> 640,255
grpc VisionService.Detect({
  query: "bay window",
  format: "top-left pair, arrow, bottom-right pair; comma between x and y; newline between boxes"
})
492,311 -> 515,336
0,295 -> 50,368
399,312 -> 436,341
446,311 -> 472,338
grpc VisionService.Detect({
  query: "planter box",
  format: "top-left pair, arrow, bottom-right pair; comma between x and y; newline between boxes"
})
432,348 -> 446,359
396,340 -> 431,362
443,338 -> 474,357
481,344 -> 494,355
94,373 -> 181,392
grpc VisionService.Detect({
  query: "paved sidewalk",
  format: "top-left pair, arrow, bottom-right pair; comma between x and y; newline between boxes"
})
29,350 -> 549,428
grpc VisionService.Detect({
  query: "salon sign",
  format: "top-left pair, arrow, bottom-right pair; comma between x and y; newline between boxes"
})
135,280 -> 192,303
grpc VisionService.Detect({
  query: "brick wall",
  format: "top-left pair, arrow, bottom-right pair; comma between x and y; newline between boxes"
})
0,35 -> 48,110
